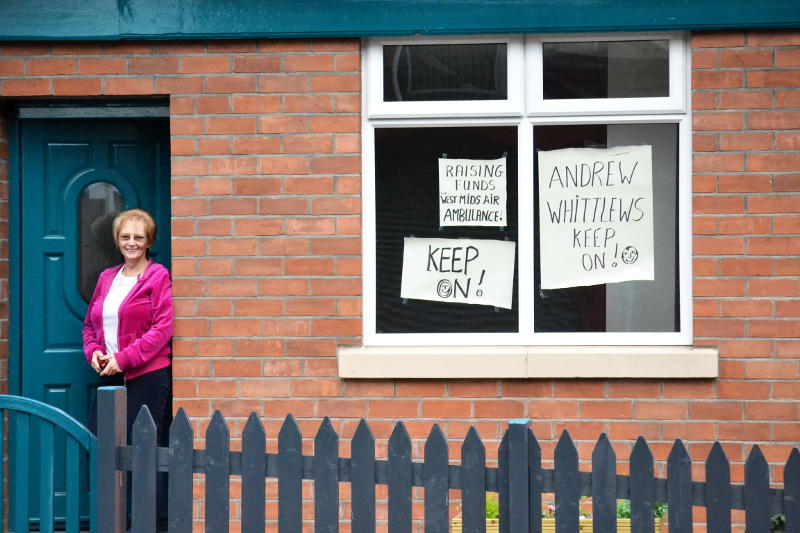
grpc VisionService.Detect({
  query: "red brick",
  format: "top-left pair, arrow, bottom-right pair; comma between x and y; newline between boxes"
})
311,318 -> 360,336
284,135 -> 333,154
719,258 -> 771,276
235,298 -> 283,316
196,218 -> 232,236
258,75 -> 308,93
155,76 -> 205,94
693,236 -> 744,255
694,279 -> 746,297
748,70 -> 800,88
720,49 -> 772,68
311,237 -> 361,255
693,196 -> 745,214
209,157 -> 258,175
233,56 -> 281,73
580,401 -> 632,419
240,380 -> 291,398
128,56 -> 177,74
774,174 -> 800,192
693,153 -> 744,172
777,301 -> 800,317
693,70 -> 743,90
693,133 -> 717,152
262,119 -> 313,140
196,299 -> 232,316
693,257 -> 718,275
285,257 -> 334,275
311,74 -> 360,92
690,401 -> 742,420
181,56 -> 230,74
749,279 -> 800,297
720,300 -> 771,317
231,95 -> 281,113
207,238 -> 259,256
210,198 -> 258,215
718,380 -> 770,399
692,91 -> 718,110
775,215 -> 800,233
776,258 -> 800,275
53,78 -> 102,96
634,401 -> 687,420
311,116 -> 360,133
694,318 -> 745,337
311,278 -> 360,296
77,57 -> 127,74
335,54 -> 360,72
2,78 -> 50,96
745,402 -> 798,420
207,75 -> 256,93
718,423 -> 771,441
749,111 -> 800,130
718,217 -> 770,235
335,134 -> 360,154
259,237 -> 309,256
207,117 -> 257,135
284,54 -> 334,72
207,278 -> 259,296
692,32 -> 746,48
748,31 -> 800,46
776,90 -> 800,108
718,174 -> 772,193
776,132 -> 800,150
310,156 -> 360,174
773,382 -> 800,399
717,339 -> 772,357
474,400 -> 524,419
748,237 -> 800,255
26,57 -> 74,75
719,90 -> 773,109
284,177 -> 334,194
749,320 -> 800,339
719,132 -> 773,151
692,49 -> 718,68
233,137 -> 281,155
104,77 -> 153,95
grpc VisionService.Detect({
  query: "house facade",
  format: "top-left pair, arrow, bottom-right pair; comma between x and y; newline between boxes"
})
0,0 -> 798,528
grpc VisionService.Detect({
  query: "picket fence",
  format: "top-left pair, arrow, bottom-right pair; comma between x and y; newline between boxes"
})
96,387 -> 799,533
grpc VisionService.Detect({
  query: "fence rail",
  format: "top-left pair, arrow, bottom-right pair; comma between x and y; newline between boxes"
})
96,387 -> 799,532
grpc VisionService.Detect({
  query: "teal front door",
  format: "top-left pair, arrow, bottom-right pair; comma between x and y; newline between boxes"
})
16,117 -> 170,525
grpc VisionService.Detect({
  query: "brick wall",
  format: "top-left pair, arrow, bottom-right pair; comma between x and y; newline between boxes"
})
0,29 -> 798,530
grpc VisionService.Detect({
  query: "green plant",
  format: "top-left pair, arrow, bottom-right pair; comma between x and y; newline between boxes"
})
486,493 -> 499,519
771,513 -> 785,533
616,499 -> 667,519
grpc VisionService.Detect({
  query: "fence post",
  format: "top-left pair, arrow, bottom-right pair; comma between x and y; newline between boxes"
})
97,386 -> 127,533
508,419 -> 530,533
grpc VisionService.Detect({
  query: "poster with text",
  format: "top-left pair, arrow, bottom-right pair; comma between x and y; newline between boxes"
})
401,237 -> 516,309
537,145 -> 654,289
439,158 -> 507,226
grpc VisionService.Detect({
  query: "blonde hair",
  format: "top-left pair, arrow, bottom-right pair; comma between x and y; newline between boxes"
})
112,209 -> 157,247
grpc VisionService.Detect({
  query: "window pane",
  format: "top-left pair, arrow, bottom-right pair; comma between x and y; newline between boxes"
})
383,44 -> 508,101
533,123 -> 679,333
543,40 -> 669,99
375,126 -> 518,333
79,183 -> 123,302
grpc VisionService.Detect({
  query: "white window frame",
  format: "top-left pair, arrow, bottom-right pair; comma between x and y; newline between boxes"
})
347,32 -> 717,378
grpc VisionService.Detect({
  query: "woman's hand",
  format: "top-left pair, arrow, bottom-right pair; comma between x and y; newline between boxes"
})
90,350 -> 104,373
99,354 -> 121,376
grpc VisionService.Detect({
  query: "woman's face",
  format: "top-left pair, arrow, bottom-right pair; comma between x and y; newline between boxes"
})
117,219 -> 149,263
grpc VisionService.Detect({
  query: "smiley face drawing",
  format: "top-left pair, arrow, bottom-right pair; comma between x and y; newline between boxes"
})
621,246 -> 639,265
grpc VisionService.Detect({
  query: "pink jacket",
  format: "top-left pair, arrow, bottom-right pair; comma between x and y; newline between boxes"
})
83,261 -> 173,380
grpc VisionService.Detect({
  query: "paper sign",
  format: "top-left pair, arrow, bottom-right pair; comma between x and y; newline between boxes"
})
401,237 -> 516,309
537,145 -> 654,289
439,158 -> 507,227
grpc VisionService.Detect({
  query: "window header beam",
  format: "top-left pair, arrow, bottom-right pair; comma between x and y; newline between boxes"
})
1,0 -> 798,41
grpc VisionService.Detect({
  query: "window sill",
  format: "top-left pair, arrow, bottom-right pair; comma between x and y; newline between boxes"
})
337,345 -> 718,379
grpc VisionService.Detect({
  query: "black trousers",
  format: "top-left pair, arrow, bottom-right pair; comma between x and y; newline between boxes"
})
88,365 -> 172,444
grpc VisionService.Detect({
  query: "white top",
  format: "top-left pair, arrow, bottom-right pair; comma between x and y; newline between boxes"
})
102,268 -> 138,355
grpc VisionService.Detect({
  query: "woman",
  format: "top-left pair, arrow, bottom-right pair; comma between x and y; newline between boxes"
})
83,208 -> 173,442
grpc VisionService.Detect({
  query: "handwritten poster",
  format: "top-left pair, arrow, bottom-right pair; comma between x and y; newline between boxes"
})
439,158 -> 507,227
401,237 -> 516,309
537,145 -> 654,289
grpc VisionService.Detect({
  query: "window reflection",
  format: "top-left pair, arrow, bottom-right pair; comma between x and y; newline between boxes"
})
79,183 -> 123,302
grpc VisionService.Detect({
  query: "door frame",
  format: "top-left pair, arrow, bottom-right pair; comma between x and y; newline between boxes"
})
8,100 -> 170,397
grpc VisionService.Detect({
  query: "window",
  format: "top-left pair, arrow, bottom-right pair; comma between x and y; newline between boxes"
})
348,32 -> 713,378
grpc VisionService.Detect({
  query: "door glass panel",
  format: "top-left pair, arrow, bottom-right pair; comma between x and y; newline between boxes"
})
79,183 -> 123,302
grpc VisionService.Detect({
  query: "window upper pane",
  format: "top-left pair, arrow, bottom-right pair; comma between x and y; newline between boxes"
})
375,126 -> 519,333
542,40 -> 669,99
533,123 -> 679,333
383,43 -> 508,101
